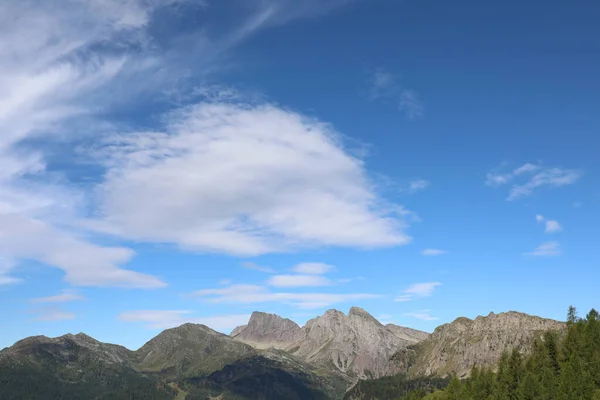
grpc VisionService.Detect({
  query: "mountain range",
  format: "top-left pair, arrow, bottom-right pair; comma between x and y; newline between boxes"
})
0,307 -> 565,400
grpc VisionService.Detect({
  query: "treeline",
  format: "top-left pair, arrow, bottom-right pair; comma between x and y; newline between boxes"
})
410,306 -> 600,400
344,374 -> 449,399
0,361 -> 176,400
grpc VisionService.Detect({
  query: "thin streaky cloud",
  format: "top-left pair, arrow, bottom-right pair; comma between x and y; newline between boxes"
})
30,291 -> 86,303
486,163 -> 582,200
118,310 -> 251,331
292,262 -> 335,275
242,262 -> 276,274
422,249 -> 447,256
403,310 -> 438,321
524,241 -> 561,257
193,284 -> 380,310
267,274 -> 333,288
394,282 -> 441,302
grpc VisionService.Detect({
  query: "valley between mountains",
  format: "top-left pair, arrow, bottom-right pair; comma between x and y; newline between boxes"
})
0,307 -> 566,400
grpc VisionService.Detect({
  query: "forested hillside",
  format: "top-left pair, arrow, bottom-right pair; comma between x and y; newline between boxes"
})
408,306 -> 600,400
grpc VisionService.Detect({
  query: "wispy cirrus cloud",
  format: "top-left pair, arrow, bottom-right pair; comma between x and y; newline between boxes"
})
118,310 -> 251,331
193,284 -> 380,310
242,262 -> 276,274
524,241 -> 561,257
30,290 -> 86,303
394,282 -> 441,302
0,0 -> 359,288
367,67 -> 423,119
486,163 -> 582,200
403,310 -> 438,321
407,179 -> 430,194
30,306 -> 76,322
292,262 -> 335,275
267,274 -> 333,287
422,249 -> 447,256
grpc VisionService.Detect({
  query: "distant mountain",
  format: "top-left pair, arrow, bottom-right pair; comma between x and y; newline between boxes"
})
0,307 -> 568,399
231,307 -> 426,380
0,323 -> 346,400
385,323 -> 430,344
387,311 -> 566,378
136,323 -> 255,378
0,333 -> 174,399
231,311 -> 304,350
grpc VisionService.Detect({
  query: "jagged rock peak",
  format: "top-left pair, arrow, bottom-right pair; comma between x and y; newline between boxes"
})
230,324 -> 247,337
404,310 -> 566,378
348,306 -> 381,323
231,311 -> 303,349
385,324 -> 430,343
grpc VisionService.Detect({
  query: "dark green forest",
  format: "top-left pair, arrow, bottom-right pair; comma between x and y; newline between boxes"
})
407,306 -> 600,400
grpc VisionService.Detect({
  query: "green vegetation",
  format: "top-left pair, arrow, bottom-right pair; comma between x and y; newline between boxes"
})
343,374 -> 449,399
0,359 -> 176,400
408,306 -> 600,400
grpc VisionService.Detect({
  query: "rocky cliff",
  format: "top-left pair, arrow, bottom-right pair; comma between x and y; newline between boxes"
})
231,311 -> 304,350
291,307 -> 412,379
385,324 -> 430,344
388,311 -> 566,378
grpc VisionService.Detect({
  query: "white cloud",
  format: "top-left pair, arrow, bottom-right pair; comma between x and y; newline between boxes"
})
0,214 -> 165,288
87,102 -> 411,255
524,241 -> 561,257
399,90 -> 424,119
242,262 -> 276,274
292,262 -> 335,275
0,0 -> 357,288
535,215 -> 562,233
193,284 -> 380,309
0,0 -> 194,288
545,220 -> 562,233
267,274 -> 332,287
403,310 -> 438,321
486,163 -> 582,200
367,67 -> 423,119
422,249 -> 447,256
514,163 -> 540,175
394,282 -> 441,302
31,307 -> 76,322
218,279 -> 232,285
369,68 -> 396,99
407,179 -> 430,194
118,310 -> 251,331
30,290 -> 86,303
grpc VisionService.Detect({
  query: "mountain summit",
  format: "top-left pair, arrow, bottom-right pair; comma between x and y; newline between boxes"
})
231,307 -> 428,380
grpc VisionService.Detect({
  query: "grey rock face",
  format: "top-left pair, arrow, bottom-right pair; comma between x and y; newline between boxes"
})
389,311 -> 566,378
385,324 -> 430,344
288,307 -> 410,379
232,312 -> 304,350
230,324 -> 247,337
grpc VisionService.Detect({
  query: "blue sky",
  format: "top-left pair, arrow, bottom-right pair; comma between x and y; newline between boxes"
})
1,0 -> 598,350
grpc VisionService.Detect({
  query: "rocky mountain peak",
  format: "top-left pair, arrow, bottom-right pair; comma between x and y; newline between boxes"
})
394,311 -> 567,378
348,307 -> 381,324
291,308 -> 412,379
230,311 -> 303,350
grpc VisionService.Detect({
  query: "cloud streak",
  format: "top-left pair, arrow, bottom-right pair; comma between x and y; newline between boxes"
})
367,67 -> 423,119
193,284 -> 380,309
118,310 -> 251,331
524,241 -> 561,257
394,282 -> 441,302
486,163 -> 582,200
